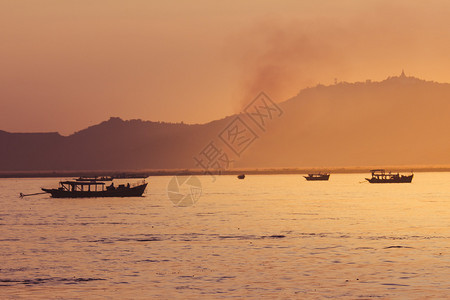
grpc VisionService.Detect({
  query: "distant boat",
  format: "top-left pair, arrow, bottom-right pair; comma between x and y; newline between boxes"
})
237,174 -> 245,179
304,173 -> 330,181
366,169 -> 413,183
42,179 -> 147,198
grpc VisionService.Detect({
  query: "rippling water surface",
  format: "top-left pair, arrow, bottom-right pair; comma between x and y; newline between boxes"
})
1,174 -> 450,299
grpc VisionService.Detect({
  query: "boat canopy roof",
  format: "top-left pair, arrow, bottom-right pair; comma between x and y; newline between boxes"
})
60,181 -> 106,185
370,169 -> 386,173
76,176 -> 113,181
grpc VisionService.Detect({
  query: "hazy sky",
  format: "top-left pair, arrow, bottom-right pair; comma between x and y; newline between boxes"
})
2,0 -> 450,134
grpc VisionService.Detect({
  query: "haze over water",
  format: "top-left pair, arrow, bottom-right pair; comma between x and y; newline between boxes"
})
1,173 -> 449,298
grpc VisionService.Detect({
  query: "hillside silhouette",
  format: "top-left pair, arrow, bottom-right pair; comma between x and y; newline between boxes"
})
1,73 -> 450,171
239,72 -> 450,167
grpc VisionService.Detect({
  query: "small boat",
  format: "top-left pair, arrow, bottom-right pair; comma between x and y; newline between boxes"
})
304,173 -> 330,181
42,179 -> 147,198
366,169 -> 413,183
237,174 -> 245,179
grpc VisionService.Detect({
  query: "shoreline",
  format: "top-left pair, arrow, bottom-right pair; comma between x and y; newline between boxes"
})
1,166 -> 450,178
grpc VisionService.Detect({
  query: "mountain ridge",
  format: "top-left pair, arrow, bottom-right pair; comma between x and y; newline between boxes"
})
1,73 -> 450,171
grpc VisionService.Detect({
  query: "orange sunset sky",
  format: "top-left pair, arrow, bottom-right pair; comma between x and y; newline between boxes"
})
2,0 -> 450,135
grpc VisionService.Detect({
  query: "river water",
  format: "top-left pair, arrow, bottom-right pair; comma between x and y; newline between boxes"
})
1,174 -> 449,299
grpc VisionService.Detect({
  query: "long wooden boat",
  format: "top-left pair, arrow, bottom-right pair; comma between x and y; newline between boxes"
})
304,173 -> 330,181
366,169 -> 413,183
42,180 -> 147,198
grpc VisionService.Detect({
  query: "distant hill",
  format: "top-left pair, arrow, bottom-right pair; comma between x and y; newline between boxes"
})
1,73 -> 450,171
239,73 -> 450,168
0,117 -> 231,171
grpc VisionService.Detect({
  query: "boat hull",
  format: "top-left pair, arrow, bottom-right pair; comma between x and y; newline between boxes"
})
366,175 -> 413,183
42,183 -> 148,198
